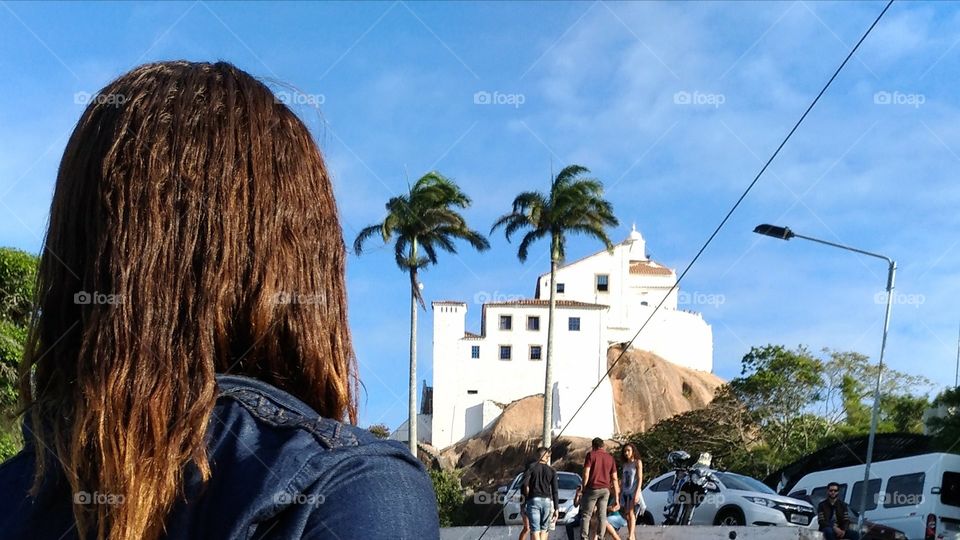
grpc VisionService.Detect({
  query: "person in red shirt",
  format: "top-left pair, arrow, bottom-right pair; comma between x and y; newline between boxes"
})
579,438 -> 619,540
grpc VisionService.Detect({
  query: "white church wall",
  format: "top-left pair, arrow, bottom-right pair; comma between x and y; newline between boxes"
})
604,306 -> 713,372
428,229 -> 716,450
431,302 -> 608,449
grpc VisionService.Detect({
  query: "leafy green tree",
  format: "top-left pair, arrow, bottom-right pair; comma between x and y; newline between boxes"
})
0,247 -> 37,326
640,345 -> 935,479
882,394 -> 929,433
367,423 -> 391,440
492,165 -> 618,446
429,468 -> 466,527
818,349 -> 932,443
626,386 -> 760,479
354,172 -> 489,455
928,388 -> 960,451
0,247 -> 39,461
729,345 -> 823,459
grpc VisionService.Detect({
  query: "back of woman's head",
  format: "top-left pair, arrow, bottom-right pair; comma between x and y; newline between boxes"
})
20,60 -> 356,540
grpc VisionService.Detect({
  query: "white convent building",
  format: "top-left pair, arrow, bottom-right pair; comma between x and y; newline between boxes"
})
419,227 -> 713,450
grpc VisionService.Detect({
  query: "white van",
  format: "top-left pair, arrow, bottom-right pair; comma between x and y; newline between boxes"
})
787,453 -> 960,540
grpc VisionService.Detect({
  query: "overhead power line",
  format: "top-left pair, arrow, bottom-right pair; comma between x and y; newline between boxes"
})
476,0 -> 895,536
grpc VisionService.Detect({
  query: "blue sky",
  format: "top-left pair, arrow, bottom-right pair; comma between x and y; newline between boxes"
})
2,1 -> 959,430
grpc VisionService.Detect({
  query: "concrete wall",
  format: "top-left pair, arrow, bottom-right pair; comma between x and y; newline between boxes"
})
605,307 -> 714,373
441,526 -> 824,540
388,414 -> 432,444
431,302 -> 611,449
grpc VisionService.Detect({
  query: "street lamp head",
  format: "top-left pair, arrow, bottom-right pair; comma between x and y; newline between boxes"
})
753,224 -> 795,240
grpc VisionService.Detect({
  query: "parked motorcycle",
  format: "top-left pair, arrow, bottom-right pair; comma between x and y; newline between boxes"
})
662,451 -> 718,525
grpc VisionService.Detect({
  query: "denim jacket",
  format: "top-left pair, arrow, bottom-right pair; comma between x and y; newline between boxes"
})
0,374 -> 440,539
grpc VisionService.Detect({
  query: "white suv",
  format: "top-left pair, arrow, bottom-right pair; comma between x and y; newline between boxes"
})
500,471 -> 583,526
641,469 -> 816,527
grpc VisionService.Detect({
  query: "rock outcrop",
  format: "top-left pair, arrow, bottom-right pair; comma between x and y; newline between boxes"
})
439,346 -> 726,487
607,345 -> 724,434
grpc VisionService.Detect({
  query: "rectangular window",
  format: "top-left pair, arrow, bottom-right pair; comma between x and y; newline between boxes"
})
650,476 -> 675,492
884,473 -> 925,508
942,472 -> 960,507
811,484 -> 847,509
499,345 -> 512,360
471,345 -> 480,359
596,274 -> 609,292
556,282 -> 565,293
527,316 -> 540,331
499,315 -> 512,331
850,479 -> 881,513
568,317 -> 581,331
530,345 -> 542,360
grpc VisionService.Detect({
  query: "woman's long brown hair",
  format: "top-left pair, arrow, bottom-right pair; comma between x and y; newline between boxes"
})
18,61 -> 357,540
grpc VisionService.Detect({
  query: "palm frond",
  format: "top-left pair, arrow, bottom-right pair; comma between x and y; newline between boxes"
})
353,224 -> 386,255
517,229 -> 549,263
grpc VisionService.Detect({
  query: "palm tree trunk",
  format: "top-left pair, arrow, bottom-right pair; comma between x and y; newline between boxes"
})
543,237 -> 559,447
408,240 -> 419,456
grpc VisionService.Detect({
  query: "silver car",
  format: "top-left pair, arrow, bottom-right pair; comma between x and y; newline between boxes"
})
501,471 -> 583,526
641,469 -> 817,527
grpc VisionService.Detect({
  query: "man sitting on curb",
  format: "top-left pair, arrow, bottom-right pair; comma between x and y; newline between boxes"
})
817,482 -> 861,540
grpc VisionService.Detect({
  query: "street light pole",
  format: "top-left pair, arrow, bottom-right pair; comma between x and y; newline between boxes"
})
753,225 -> 896,530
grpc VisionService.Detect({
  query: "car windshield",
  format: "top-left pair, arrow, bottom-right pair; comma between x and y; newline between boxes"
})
512,472 -> 581,491
715,472 -> 777,495
558,474 -> 582,490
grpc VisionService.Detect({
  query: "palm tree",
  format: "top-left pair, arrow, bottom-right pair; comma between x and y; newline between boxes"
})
491,165 -> 618,447
354,172 -> 490,455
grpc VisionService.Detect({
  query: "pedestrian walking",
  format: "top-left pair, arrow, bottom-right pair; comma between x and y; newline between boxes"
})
580,438 -> 619,540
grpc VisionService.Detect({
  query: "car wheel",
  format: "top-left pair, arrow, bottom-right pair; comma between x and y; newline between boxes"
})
714,508 -> 745,526
639,511 -> 655,526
